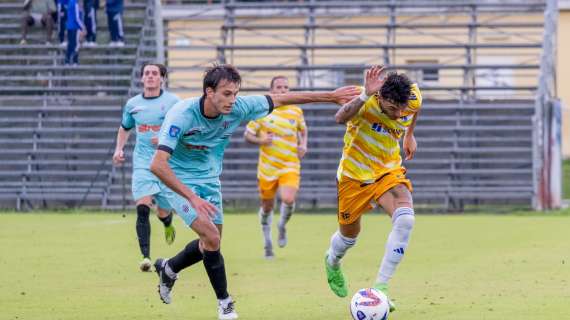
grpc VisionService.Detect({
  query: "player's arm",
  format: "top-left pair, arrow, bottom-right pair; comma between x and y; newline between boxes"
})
403,111 -> 420,161
112,126 -> 131,165
297,125 -> 308,159
244,131 -> 273,146
150,149 -> 217,217
269,86 -> 359,108
335,65 -> 386,124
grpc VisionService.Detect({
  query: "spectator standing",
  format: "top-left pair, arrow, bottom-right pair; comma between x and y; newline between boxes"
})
20,0 -> 56,45
64,0 -> 84,65
83,0 -> 98,46
106,0 -> 124,47
56,0 -> 68,46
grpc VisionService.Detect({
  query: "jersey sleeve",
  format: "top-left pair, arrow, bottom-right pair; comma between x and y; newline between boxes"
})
245,120 -> 261,136
406,84 -> 423,113
120,102 -> 135,130
157,102 -> 189,154
235,95 -> 274,122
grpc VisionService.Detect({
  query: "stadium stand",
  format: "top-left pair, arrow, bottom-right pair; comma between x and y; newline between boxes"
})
0,0 -> 559,211
162,0 -> 557,211
0,0 -> 151,209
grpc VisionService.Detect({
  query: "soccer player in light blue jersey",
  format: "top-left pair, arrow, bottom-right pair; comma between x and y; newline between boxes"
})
149,64 -> 359,319
113,63 -> 180,272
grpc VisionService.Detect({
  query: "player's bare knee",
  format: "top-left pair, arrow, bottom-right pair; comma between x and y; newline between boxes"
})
261,201 -> 274,213
201,231 -> 221,251
281,195 -> 295,206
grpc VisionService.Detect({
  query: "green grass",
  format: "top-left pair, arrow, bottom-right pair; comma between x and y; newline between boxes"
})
1,211 -> 570,320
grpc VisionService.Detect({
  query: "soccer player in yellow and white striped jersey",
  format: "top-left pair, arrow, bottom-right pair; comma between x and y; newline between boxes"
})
324,66 -> 422,313
244,76 -> 307,259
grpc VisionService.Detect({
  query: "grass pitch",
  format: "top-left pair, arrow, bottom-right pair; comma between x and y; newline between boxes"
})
1,210 -> 569,320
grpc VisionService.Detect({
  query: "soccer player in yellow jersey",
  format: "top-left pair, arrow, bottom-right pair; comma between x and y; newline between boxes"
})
324,66 -> 421,313
244,76 -> 307,259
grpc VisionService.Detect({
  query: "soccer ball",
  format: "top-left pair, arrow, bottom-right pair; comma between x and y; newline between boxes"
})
349,288 -> 390,320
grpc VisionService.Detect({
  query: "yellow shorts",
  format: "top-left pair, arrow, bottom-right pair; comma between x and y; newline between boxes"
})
258,172 -> 300,200
337,167 -> 412,225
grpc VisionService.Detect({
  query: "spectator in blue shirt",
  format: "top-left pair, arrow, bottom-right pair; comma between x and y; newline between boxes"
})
65,0 -> 84,65
106,0 -> 124,47
83,0 -> 98,46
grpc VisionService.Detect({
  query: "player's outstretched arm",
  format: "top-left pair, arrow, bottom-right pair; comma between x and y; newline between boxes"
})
151,150 -> 218,217
335,65 -> 386,124
112,127 -> 131,165
269,86 -> 360,108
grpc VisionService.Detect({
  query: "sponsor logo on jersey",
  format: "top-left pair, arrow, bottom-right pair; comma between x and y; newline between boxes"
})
222,121 -> 230,129
183,127 -> 203,137
184,143 -> 208,151
371,123 -> 403,136
137,124 -> 161,133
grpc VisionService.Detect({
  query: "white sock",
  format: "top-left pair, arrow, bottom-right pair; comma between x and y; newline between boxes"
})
219,295 -> 233,305
278,202 -> 295,229
376,207 -> 415,284
326,231 -> 357,267
258,207 -> 273,249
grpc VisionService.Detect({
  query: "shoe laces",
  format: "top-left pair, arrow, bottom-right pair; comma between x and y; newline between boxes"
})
221,301 -> 235,315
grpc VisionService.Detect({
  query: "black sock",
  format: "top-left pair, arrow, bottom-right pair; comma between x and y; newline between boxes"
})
203,250 -> 229,300
167,239 -> 203,273
158,212 -> 173,227
136,204 -> 151,258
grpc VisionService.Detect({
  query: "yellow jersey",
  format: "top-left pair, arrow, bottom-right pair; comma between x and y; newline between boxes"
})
246,105 -> 307,181
336,84 -> 422,183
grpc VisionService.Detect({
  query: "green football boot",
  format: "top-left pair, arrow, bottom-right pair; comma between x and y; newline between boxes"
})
164,225 -> 176,245
324,254 -> 348,297
374,283 -> 396,312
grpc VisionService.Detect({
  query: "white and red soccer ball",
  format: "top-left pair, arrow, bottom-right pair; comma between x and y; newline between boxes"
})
350,288 -> 390,320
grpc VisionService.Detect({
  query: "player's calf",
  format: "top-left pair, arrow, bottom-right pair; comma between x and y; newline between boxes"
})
258,208 -> 274,258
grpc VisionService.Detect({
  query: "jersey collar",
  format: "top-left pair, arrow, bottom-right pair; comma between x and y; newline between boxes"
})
199,95 -> 222,120
142,89 -> 163,100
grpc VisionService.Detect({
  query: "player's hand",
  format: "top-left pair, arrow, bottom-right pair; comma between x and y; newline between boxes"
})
331,86 -> 360,105
364,65 -> 387,96
112,149 -> 125,165
403,133 -> 417,160
151,136 -> 158,145
188,194 -> 218,218
260,132 -> 274,145
298,145 -> 307,159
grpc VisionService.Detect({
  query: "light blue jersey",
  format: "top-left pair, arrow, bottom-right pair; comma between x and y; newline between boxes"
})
121,90 -> 180,203
121,90 -> 180,170
158,95 -> 273,182
157,95 -> 273,225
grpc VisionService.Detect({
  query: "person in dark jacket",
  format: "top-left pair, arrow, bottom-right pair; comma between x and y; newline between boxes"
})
106,0 -> 124,46
64,0 -> 84,65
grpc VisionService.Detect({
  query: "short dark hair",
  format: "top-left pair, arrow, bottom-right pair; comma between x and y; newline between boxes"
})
379,72 -> 412,107
270,75 -> 288,89
140,62 -> 167,78
203,64 -> 242,95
